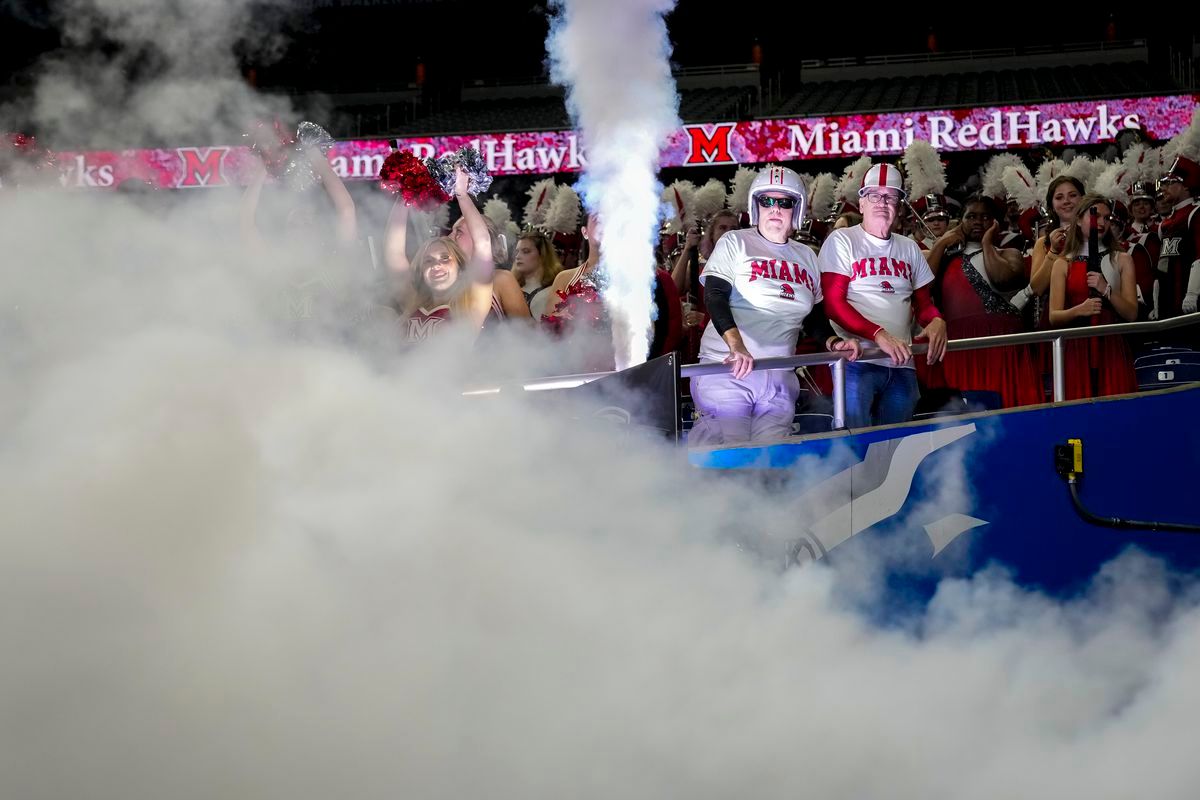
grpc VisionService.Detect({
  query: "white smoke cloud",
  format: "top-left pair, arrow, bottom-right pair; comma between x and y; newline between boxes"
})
545,0 -> 680,370
3,4 -> 1200,798
6,182 -> 1200,799
10,0 -> 295,145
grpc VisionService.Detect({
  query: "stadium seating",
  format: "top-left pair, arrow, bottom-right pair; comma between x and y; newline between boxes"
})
376,86 -> 758,137
1134,347 -> 1200,389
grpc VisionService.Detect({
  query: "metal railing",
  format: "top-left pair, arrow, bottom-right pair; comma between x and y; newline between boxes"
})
458,64 -> 759,93
674,64 -> 761,78
515,312 -> 1200,431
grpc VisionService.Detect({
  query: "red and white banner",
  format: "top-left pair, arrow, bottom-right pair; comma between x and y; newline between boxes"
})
49,93 -> 1199,189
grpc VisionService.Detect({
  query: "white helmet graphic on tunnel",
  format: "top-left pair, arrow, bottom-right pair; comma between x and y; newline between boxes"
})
858,162 -> 907,200
748,165 -> 807,230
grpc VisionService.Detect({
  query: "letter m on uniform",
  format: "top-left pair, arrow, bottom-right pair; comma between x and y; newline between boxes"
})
684,124 -> 737,165
177,147 -> 229,188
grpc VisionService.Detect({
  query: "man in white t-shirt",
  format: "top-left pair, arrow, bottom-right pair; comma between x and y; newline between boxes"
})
690,165 -> 860,446
817,162 -> 947,428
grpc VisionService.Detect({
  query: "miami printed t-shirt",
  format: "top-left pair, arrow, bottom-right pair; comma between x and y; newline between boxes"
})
698,229 -> 822,361
817,225 -> 935,366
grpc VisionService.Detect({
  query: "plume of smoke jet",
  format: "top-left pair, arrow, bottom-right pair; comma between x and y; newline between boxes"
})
545,0 -> 680,370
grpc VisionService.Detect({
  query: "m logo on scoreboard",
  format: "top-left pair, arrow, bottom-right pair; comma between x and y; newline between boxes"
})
177,147 -> 229,188
683,123 -> 736,165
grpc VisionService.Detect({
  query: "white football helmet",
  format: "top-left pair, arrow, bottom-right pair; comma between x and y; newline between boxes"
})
748,165 -> 807,229
858,162 -> 907,199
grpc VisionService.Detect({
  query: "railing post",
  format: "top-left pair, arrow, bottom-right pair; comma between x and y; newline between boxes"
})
1052,336 -> 1066,402
831,357 -> 846,429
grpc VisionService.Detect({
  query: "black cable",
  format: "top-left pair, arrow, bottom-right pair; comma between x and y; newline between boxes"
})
1067,477 -> 1200,534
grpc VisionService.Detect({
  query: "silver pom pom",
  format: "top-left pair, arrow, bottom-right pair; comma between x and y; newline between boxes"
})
282,122 -> 335,192
425,146 -> 493,197
295,121 -> 335,155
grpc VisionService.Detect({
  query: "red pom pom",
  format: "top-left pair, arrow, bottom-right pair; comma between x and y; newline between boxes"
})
1,132 -> 59,181
8,133 -> 34,151
540,283 -> 606,336
379,150 -> 449,210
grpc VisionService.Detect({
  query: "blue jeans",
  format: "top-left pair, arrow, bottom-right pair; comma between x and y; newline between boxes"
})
843,362 -> 920,429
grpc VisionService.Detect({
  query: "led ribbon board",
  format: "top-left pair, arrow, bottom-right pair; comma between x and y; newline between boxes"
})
48,94 -> 1199,189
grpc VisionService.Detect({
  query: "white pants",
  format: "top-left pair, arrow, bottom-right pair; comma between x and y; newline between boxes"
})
689,369 -> 799,446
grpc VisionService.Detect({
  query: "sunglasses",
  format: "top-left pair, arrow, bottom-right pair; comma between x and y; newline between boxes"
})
756,195 -> 796,209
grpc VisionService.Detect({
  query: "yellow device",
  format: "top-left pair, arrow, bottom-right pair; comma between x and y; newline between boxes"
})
1054,438 -> 1084,480
1067,438 -> 1083,475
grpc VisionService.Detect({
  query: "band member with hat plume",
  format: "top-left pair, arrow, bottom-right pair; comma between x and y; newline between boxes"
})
924,194 -> 1040,408
1154,106 -> 1200,319
1118,143 -> 1159,241
903,140 -> 951,251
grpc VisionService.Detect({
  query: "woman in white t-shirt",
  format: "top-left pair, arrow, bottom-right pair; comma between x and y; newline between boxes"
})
690,166 -> 860,446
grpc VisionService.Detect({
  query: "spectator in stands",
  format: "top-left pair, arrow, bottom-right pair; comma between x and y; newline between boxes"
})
1155,187 -> 1174,221
689,166 -> 859,445
1048,194 -> 1138,399
670,223 -> 702,299
1123,215 -> 1158,321
916,203 -> 951,250
542,212 -> 682,372
924,195 -> 1041,407
1013,175 -> 1084,323
1128,182 -> 1157,237
819,163 -> 946,428
450,213 -> 530,320
1153,155 -> 1200,318
511,230 -> 563,319
673,209 -> 740,357
384,166 -> 511,341
672,209 -> 739,298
